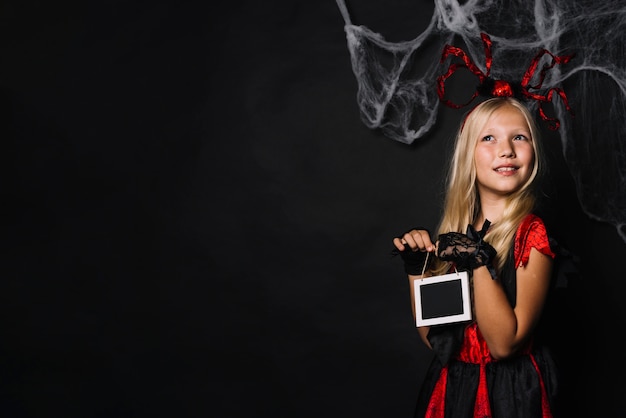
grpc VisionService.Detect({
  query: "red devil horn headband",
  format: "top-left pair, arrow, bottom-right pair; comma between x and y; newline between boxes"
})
437,33 -> 574,130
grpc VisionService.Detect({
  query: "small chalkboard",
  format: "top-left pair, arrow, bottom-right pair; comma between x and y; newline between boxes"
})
414,271 -> 472,327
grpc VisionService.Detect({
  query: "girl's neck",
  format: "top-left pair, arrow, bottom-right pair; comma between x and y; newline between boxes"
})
476,194 -> 506,228
473,218 -> 495,235
475,209 -> 503,230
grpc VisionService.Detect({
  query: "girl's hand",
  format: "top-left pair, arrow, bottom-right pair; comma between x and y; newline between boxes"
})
392,228 -> 435,253
391,228 -> 435,275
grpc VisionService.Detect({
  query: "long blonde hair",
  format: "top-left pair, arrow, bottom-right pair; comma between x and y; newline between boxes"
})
430,97 -> 545,276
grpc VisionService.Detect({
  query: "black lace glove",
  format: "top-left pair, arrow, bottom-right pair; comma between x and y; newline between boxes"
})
390,228 -> 433,275
437,220 -> 498,279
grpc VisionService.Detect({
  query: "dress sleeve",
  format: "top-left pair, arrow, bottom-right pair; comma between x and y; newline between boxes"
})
513,214 -> 556,268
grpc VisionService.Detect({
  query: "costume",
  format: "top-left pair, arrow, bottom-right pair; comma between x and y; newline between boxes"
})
415,214 -> 558,418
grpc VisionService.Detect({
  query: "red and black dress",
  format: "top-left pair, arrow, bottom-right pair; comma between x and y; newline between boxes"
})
415,214 -> 559,418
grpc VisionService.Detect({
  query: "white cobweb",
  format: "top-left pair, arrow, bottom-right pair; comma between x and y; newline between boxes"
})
336,0 -> 626,242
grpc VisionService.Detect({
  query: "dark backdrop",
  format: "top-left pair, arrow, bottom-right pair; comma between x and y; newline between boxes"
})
3,1 -> 626,417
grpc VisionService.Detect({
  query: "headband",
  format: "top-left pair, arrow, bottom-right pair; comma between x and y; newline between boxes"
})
437,33 -> 574,130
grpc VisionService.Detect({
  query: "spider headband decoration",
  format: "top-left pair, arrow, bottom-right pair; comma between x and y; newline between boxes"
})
437,33 -> 574,130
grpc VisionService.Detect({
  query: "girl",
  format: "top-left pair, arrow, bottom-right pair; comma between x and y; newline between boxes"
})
393,97 -> 559,417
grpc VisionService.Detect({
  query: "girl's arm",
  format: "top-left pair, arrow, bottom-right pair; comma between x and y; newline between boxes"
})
471,248 -> 553,359
407,272 -> 432,348
393,229 -> 435,349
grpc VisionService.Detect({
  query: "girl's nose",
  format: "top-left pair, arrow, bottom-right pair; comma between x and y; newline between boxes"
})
499,140 -> 515,158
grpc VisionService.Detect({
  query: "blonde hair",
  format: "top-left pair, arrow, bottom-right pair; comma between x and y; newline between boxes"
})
430,97 -> 544,276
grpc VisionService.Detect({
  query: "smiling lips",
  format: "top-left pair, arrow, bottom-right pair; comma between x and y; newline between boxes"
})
495,165 -> 519,175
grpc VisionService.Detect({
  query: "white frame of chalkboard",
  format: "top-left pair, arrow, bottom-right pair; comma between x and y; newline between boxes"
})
414,270 -> 473,327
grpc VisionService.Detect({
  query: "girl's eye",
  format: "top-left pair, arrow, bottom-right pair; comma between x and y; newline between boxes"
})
514,134 -> 528,141
481,135 -> 494,142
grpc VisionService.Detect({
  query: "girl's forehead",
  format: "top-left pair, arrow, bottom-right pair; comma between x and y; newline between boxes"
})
482,107 -> 531,129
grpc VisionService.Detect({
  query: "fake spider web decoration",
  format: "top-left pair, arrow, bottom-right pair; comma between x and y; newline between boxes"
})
336,0 -> 626,243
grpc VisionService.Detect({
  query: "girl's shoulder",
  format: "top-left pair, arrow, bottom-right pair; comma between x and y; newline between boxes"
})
514,214 -> 556,268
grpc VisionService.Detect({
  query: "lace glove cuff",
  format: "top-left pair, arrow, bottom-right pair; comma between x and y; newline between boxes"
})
436,221 -> 497,279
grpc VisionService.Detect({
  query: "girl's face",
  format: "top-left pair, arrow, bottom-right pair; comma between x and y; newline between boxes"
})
473,104 -> 535,199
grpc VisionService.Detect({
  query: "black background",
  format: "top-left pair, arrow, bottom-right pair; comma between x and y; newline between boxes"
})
3,1 -> 626,417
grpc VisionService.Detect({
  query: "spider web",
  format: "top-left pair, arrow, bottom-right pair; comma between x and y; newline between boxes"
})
337,0 -> 626,242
